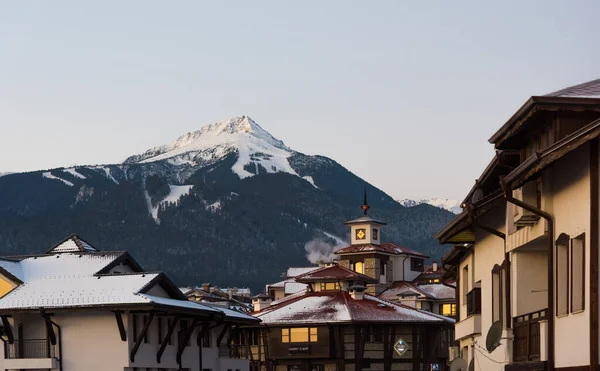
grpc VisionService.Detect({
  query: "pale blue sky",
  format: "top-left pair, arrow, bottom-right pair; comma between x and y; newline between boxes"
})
0,1 -> 598,200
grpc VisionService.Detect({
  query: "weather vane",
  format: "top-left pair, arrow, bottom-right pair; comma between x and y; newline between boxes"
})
361,185 -> 370,215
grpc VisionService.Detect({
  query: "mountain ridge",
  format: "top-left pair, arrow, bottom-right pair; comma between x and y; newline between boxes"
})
0,116 -> 455,291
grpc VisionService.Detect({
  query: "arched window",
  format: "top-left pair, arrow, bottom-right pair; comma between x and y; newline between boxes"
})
355,261 -> 364,274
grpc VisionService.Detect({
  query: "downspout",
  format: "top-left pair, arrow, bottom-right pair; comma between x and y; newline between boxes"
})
50,320 -> 63,371
500,177 -> 554,371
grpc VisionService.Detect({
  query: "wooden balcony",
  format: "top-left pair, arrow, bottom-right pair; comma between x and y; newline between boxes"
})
513,309 -> 547,363
3,339 -> 59,370
466,288 -> 481,316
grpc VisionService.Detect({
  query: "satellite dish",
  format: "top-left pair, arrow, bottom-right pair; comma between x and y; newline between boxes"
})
486,321 -> 503,353
468,358 -> 475,371
449,357 -> 467,371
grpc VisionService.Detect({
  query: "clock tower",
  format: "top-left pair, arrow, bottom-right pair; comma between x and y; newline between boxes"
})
345,187 -> 386,245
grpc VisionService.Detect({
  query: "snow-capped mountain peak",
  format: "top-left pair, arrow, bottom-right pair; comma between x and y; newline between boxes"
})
124,116 -> 298,180
398,197 -> 462,214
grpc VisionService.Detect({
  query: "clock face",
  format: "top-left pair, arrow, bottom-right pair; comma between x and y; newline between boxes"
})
355,229 -> 366,240
372,228 -> 379,240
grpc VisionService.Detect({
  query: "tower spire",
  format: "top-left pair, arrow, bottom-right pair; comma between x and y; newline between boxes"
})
361,185 -> 370,216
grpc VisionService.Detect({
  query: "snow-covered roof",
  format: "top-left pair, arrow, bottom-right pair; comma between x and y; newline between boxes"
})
254,291 -> 454,325
334,243 -> 428,258
378,282 -> 455,302
284,282 -> 307,295
45,234 -> 99,254
286,267 -> 318,278
0,237 -> 259,324
294,264 -> 377,283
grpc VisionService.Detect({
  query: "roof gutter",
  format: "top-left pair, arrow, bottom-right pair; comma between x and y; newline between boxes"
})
500,176 -> 554,371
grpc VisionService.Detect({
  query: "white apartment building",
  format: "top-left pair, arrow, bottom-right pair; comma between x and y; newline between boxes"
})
0,234 -> 259,371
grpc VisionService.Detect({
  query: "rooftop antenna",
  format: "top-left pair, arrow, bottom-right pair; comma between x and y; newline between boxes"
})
361,185 -> 370,216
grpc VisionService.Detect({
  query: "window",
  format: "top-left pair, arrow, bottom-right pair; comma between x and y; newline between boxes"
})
441,303 -> 456,317
367,327 -> 383,343
281,328 -> 318,343
354,261 -> 364,274
556,234 -> 569,316
462,265 -> 469,304
411,258 -> 424,272
320,282 -> 339,291
372,228 -> 379,240
492,264 -> 505,324
571,234 -> 585,313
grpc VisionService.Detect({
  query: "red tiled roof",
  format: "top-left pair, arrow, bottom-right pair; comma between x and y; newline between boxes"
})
254,291 -> 454,325
334,243 -> 428,258
294,265 -> 377,283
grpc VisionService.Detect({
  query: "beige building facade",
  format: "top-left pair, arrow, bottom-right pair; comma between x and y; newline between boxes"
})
437,78 -> 600,371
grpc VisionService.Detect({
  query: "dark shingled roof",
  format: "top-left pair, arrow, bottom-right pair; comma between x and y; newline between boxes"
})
545,78 -> 600,98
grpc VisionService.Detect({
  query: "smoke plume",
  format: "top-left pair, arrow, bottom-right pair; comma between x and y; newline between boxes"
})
304,236 -> 345,264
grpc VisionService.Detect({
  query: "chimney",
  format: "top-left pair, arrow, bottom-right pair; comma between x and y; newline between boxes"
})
252,294 -> 272,312
201,282 -> 211,291
348,284 -> 366,300
228,288 -> 233,300
432,262 -> 438,272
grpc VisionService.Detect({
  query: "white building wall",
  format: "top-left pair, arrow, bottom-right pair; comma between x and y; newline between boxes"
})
546,144 -> 591,368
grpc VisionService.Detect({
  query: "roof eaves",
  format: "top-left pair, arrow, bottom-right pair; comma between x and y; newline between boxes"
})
489,96 -> 600,146
504,117 -> 600,189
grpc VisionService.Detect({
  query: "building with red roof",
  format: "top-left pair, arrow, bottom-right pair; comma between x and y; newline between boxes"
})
242,192 -> 455,371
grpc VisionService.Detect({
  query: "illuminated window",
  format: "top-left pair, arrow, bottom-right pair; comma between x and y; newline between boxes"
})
441,303 -> 456,317
281,328 -> 318,343
282,328 -> 290,343
320,282 -> 339,291
310,328 -> 318,342
355,262 -> 364,274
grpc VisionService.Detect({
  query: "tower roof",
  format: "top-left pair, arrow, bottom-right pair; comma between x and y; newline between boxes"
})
294,264 -> 377,284
344,216 -> 387,226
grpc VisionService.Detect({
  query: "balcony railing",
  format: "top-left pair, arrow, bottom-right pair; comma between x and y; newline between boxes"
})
4,339 -> 56,359
513,309 -> 547,362
219,344 -> 250,359
466,288 -> 481,316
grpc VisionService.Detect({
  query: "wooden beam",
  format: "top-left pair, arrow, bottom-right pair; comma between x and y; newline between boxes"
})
383,326 -> 391,371
130,312 -> 155,363
261,327 -> 271,371
113,311 -> 126,341
177,319 -> 199,366
217,324 -> 230,348
157,317 -> 178,363
1,316 -> 14,344
39,310 -> 56,346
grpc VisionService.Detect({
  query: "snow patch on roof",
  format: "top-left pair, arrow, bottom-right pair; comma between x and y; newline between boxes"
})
287,267 -> 319,278
42,172 -> 74,186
